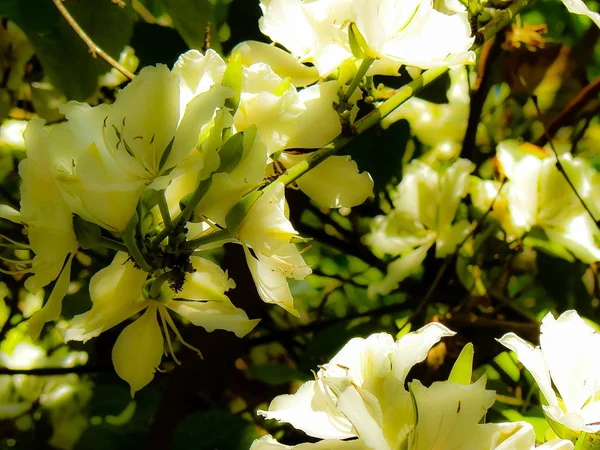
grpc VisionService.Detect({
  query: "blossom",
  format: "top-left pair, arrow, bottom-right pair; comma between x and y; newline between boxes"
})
170,49 -> 372,213
258,0 -> 475,77
255,326 -> 574,449
3,119 -> 79,340
493,141 -> 600,263
235,183 -> 311,316
63,253 -> 259,395
53,50 -> 232,233
257,324 -> 454,444
498,310 -> 600,436
365,158 -> 474,297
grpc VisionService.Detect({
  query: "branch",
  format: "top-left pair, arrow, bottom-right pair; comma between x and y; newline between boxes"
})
0,365 -> 112,376
534,75 -> 600,146
461,32 -> 506,161
52,0 -> 135,80
532,96 -> 600,229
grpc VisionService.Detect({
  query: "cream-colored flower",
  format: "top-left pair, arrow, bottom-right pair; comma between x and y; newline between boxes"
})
259,0 -> 474,77
63,253 -> 259,395
499,310 -> 600,436
494,141 -> 600,263
366,158 -> 474,297
258,324 -> 454,443
236,183 -> 311,316
54,52 -> 232,233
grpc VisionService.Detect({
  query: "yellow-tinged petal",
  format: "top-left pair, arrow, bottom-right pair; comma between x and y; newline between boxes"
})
28,253 -> 75,340
0,205 -> 21,223
237,182 -> 297,256
234,41 -> 319,87
166,300 -> 259,338
281,154 -> 373,209
112,303 -> 163,397
244,247 -> 300,317
20,120 -> 78,292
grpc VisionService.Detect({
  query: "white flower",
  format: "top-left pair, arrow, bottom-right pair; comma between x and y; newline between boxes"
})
499,310 -> 600,435
255,325 -> 571,450
495,141 -> 600,263
63,252 -> 259,395
259,0 -> 474,77
258,323 -> 455,444
366,158 -> 474,297
55,51 -> 232,233
236,183 -> 311,316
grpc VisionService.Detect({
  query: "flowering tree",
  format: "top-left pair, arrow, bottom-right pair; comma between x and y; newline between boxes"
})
0,0 -> 599,448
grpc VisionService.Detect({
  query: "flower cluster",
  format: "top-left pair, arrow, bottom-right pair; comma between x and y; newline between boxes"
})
253,323 -> 574,449
0,46 -> 378,395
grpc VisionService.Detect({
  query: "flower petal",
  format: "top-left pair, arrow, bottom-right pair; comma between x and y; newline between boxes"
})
112,303 -> 163,397
258,380 -> 355,440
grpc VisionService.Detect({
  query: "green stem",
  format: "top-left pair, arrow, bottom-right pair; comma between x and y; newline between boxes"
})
150,271 -> 172,299
98,236 -> 128,253
158,190 -> 172,227
182,229 -> 232,250
264,0 -> 530,193
343,57 -> 374,103
152,178 -> 213,247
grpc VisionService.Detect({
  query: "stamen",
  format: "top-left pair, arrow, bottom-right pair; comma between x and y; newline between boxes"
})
0,256 -> 34,264
158,304 -> 181,365
0,234 -> 29,248
159,304 -> 203,359
0,267 -> 32,275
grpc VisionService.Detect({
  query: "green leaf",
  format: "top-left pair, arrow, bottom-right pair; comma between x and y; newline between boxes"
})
171,410 -> 259,450
7,0 -> 135,100
217,130 -> 245,174
448,342 -> 474,385
157,0 -> 222,54
251,364 -> 310,385
346,120 -> 410,194
222,51 -> 243,112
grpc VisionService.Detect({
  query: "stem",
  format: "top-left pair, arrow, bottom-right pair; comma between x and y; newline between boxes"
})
97,236 -> 128,253
150,271 -> 172,298
152,178 -> 212,247
182,229 -> 232,250
158,190 -> 172,227
343,57 -> 374,102
52,0 -> 135,80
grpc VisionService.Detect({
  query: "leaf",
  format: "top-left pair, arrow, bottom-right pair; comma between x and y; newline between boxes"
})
346,120 -> 410,194
171,410 -> 260,450
251,364 -> 310,385
157,0 -> 222,54
5,0 -> 135,100
448,342 -> 474,386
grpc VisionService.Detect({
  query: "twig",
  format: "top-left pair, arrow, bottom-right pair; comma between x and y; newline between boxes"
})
52,0 -> 135,80
297,223 -> 386,271
462,33 -> 506,161
0,365 -> 112,375
532,96 -> 600,228
570,108 -> 599,154
534,76 -> 600,146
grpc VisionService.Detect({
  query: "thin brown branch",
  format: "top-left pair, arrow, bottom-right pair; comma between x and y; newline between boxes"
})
52,0 -> 135,80
532,95 -> 600,229
534,75 -> 600,146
